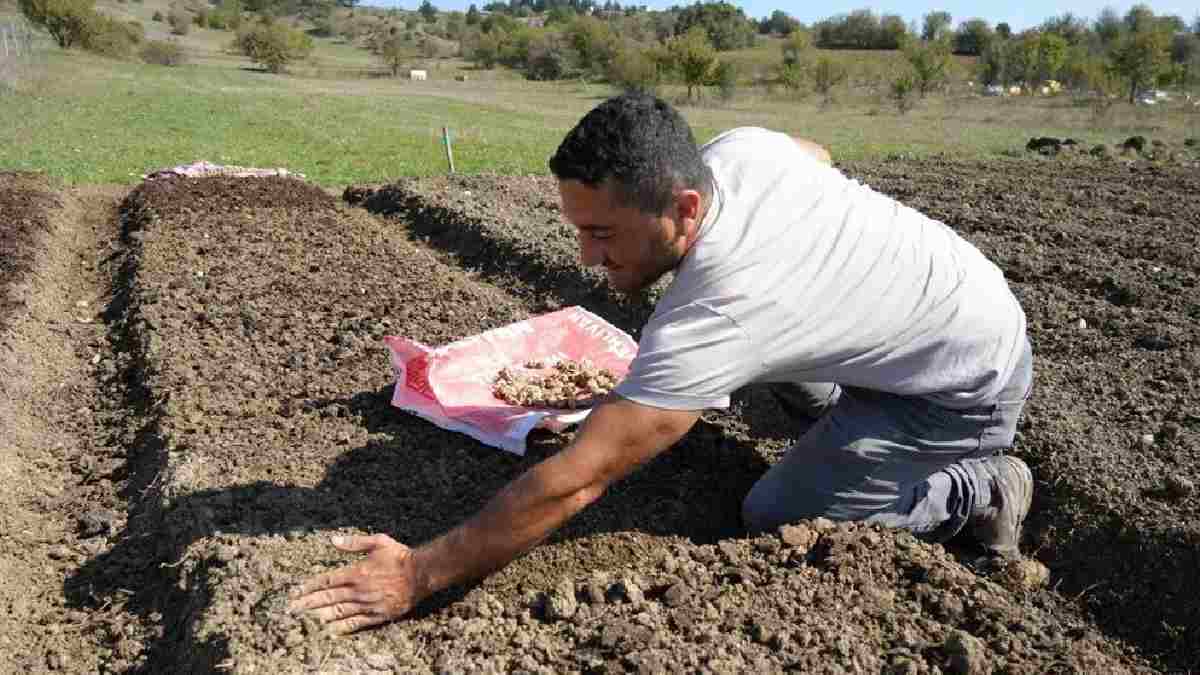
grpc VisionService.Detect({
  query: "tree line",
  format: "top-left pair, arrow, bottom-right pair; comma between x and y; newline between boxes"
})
16,0 -> 1200,104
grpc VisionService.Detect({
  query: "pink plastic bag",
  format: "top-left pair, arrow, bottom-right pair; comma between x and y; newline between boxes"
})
385,306 -> 637,455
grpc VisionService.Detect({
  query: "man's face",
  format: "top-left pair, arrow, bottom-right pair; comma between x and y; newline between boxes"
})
558,180 -> 701,294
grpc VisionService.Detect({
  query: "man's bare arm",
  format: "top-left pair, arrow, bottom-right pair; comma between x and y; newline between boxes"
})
290,396 -> 700,632
414,396 -> 700,594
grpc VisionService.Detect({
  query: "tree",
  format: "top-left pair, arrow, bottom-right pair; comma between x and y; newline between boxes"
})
1094,6 -> 1122,45
674,1 -> 755,51
1110,27 -> 1171,102
565,15 -> 616,76
921,11 -> 951,42
877,14 -> 907,49
608,44 -> 660,94
763,9 -> 798,36
904,36 -> 952,96
1123,4 -> 1155,34
378,33 -> 407,75
1035,32 -> 1068,82
995,22 -> 1011,40
465,3 -> 480,25
811,55 -> 846,99
234,19 -> 314,73
418,0 -> 437,23
1041,13 -> 1089,45
780,28 -> 811,66
953,18 -> 992,56
668,26 -> 716,100
17,0 -> 95,48
708,60 -> 736,101
890,72 -> 916,113
1157,15 -> 1186,34
469,28 -> 502,68
1170,33 -> 1199,89
167,9 -> 190,35
978,39 -> 1009,85
813,9 -> 907,50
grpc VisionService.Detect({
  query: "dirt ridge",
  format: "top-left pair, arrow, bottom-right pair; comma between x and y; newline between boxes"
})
1,167 -> 1180,672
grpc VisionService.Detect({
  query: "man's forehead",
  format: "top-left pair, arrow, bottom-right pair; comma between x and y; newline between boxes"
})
559,180 -> 616,219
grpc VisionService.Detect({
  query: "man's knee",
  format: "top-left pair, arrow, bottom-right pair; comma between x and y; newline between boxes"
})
741,488 -> 777,534
742,476 -> 823,534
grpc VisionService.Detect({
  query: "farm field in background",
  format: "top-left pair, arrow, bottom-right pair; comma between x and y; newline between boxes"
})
2,2 -> 1198,186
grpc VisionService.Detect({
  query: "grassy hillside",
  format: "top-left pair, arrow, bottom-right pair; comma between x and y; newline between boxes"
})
3,6 -> 1198,187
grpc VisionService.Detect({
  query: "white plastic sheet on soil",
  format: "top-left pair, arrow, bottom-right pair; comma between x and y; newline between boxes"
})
386,306 -> 637,455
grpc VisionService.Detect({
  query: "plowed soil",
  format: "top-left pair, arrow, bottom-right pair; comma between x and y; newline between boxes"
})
1,154 -> 1195,673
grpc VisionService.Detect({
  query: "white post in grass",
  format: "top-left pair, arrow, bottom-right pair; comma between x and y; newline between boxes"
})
442,126 -> 456,174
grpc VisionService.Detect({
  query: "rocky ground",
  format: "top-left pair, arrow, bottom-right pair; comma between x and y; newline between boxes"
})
0,153 -> 1195,673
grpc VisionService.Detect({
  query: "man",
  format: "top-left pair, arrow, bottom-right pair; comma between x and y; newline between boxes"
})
290,94 -> 1034,634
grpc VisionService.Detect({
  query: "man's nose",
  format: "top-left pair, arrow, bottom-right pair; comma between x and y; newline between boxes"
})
578,238 -> 606,267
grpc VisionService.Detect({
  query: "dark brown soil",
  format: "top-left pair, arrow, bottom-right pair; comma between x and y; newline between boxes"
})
0,172 -> 62,333
839,157 -> 1200,672
2,157 -> 1194,672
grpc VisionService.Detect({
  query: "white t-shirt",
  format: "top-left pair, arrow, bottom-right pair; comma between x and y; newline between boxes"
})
613,127 -> 1027,411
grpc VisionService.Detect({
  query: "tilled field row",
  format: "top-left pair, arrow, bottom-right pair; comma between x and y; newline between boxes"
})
842,158 -> 1200,671
355,159 -> 1200,671
46,174 -> 1148,673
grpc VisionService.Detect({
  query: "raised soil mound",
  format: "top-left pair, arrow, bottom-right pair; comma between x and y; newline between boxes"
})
4,159 -> 1193,671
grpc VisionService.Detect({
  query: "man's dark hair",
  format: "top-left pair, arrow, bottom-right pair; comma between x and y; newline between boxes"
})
549,93 -> 713,215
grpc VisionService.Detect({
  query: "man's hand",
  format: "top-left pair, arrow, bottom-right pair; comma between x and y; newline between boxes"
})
289,533 -> 426,635
288,396 -> 700,634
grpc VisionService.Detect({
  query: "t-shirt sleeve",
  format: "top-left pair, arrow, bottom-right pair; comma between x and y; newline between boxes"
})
613,301 -> 760,411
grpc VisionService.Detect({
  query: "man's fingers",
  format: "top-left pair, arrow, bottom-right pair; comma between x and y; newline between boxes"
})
294,566 -> 357,598
328,612 -> 387,636
311,601 -> 372,624
331,533 -> 391,553
288,586 -> 360,613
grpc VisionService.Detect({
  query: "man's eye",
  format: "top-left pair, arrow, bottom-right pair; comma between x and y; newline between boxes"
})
591,231 -> 613,241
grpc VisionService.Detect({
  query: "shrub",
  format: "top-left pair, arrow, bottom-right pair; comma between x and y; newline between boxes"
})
140,38 -> 187,65
17,0 -> 94,48
709,59 -> 737,101
193,8 -> 208,27
608,45 -> 660,95
234,20 -> 314,73
890,72 -> 917,113
777,61 -> 807,94
308,17 -> 334,37
666,26 -> 717,100
376,33 -> 406,75
81,13 -> 143,58
904,38 -> 952,97
812,56 -> 847,99
526,48 -> 568,80
167,10 -> 190,35
151,9 -> 163,21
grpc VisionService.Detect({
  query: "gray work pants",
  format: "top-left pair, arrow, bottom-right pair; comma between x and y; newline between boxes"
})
742,339 -> 1034,542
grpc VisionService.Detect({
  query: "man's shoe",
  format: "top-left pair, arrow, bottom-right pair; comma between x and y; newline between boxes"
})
969,456 -> 1033,558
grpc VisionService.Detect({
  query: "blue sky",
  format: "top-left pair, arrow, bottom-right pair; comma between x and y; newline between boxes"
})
378,1 -> 1197,32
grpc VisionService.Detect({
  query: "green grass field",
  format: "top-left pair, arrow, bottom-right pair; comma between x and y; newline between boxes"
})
3,8 -> 1199,187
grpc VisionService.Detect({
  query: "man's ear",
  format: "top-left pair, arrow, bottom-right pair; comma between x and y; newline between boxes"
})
673,189 -> 704,239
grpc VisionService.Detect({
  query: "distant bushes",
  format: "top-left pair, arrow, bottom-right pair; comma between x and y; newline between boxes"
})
80,14 -> 143,58
233,19 -> 314,73
813,9 -> 909,50
167,10 -> 190,35
140,39 -> 187,66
